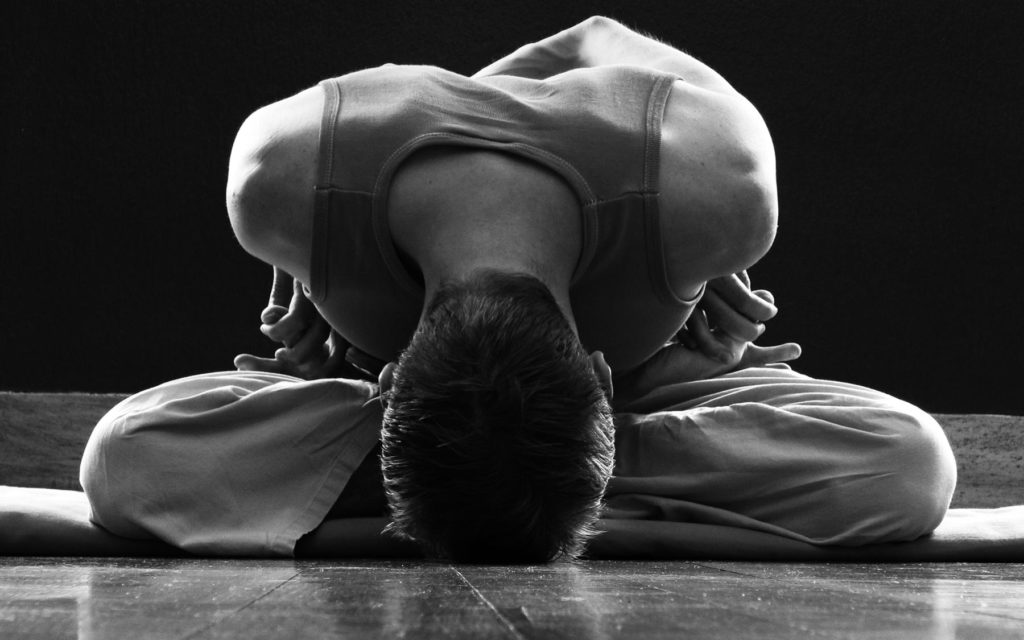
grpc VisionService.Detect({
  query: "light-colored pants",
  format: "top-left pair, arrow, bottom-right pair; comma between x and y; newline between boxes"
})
81,366 -> 956,556
606,364 -> 956,546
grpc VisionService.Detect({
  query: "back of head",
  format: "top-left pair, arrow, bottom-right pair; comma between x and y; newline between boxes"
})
380,271 -> 614,563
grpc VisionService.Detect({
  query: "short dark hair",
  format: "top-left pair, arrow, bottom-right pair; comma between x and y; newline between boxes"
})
380,271 -> 614,563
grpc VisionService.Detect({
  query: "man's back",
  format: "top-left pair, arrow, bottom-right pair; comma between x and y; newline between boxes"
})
230,65 -> 726,370
226,19 -> 778,373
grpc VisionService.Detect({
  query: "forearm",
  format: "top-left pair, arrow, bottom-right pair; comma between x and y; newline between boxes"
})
472,22 -> 583,80
474,16 -> 737,96
575,17 -> 738,95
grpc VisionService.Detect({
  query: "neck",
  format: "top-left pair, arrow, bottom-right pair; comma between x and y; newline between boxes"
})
386,147 -> 584,334
421,254 -> 579,336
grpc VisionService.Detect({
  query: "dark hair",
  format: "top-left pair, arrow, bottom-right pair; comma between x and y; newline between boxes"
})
380,271 -> 614,563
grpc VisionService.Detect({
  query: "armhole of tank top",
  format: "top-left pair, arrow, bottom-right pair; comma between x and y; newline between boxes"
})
644,75 -> 705,307
308,80 -> 342,304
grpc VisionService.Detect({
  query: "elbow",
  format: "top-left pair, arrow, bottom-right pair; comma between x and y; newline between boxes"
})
573,15 -> 629,56
580,15 -> 618,30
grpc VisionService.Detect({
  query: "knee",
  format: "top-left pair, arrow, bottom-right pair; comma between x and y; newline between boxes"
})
79,402 -> 153,539
898,408 -> 958,531
844,405 -> 957,544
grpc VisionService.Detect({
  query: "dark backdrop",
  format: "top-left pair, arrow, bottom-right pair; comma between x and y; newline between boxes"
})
3,1 -> 1023,414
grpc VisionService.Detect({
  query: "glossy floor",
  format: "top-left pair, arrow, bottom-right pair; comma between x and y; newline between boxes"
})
1,558 -> 1023,639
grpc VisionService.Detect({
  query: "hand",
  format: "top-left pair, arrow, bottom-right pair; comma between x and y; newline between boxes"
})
234,277 -> 367,380
616,335 -> 801,396
678,271 -> 797,367
614,272 -> 800,401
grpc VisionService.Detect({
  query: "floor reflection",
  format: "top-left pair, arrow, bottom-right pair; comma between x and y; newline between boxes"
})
2,559 -> 1023,639
73,559 -> 298,639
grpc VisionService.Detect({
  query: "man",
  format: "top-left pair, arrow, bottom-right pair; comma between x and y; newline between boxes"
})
81,17 -> 956,562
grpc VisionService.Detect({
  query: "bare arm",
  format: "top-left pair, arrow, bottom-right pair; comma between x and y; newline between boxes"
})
474,16 -> 737,96
478,17 -> 788,384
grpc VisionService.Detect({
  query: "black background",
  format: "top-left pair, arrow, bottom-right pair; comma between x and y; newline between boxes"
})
3,1 -> 1023,414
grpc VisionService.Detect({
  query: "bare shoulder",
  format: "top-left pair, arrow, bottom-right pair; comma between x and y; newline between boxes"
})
658,80 -> 779,294
225,86 -> 324,282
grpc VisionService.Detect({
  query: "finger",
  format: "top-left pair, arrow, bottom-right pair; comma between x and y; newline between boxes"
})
234,353 -> 288,374
281,316 -> 332,367
700,289 -> 765,342
306,340 -> 349,379
737,342 -> 802,369
752,289 -> 775,306
260,305 -> 288,325
297,331 -> 376,380
675,328 -> 698,350
710,274 -> 778,322
270,347 -> 327,379
686,309 -> 732,363
263,282 -> 318,346
737,270 -> 751,288
269,267 -> 294,308
261,318 -> 301,345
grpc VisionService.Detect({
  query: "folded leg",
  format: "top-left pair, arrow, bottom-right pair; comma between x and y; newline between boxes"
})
80,371 -> 381,556
81,365 -> 956,554
607,365 -> 957,545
